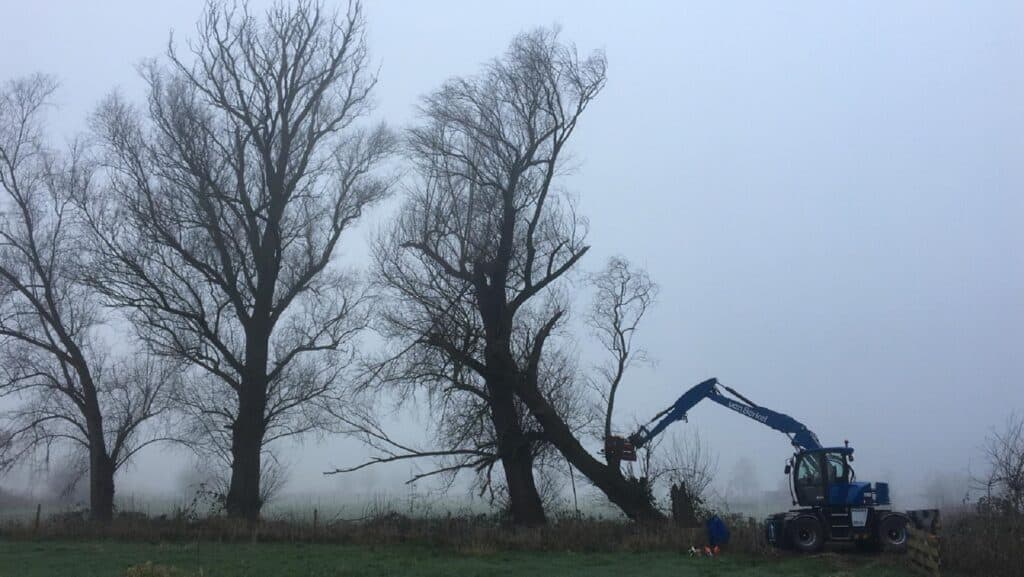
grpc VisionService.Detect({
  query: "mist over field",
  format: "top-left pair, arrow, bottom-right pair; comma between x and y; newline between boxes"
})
0,0 -> 1020,523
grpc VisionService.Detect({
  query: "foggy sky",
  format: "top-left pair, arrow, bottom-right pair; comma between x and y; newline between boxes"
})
1,0 -> 1021,512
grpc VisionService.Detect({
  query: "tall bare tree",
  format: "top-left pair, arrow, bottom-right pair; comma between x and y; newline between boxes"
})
82,0 -> 393,520
336,28 -> 604,526
587,256 -> 657,473
0,74 -> 174,521
349,28 -> 663,523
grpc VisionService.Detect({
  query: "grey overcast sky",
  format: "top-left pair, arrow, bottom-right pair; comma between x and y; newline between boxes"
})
1,1 -> 1021,510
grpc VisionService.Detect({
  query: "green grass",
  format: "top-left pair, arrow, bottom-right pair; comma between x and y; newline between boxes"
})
0,541 -> 915,577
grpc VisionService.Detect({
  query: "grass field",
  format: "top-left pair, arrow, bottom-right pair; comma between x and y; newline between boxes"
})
0,541 -> 917,577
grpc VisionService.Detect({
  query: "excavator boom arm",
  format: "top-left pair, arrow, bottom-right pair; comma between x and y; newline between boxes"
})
627,378 -> 822,451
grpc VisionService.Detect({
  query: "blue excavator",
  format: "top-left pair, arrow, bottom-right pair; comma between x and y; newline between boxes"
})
605,377 -> 910,552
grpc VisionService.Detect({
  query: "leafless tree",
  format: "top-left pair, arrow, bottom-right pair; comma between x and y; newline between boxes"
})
0,74 -> 175,521
660,431 -> 718,498
80,0 -> 394,520
657,431 -> 719,525
977,412 -> 1024,514
587,257 -> 658,471
334,27 -> 663,523
585,257 -> 713,523
327,28 -> 603,526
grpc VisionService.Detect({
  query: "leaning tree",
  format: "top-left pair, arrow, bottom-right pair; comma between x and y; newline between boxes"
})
351,28 -> 664,523
328,275 -> 588,523
0,75 -> 174,521
82,0 -> 393,520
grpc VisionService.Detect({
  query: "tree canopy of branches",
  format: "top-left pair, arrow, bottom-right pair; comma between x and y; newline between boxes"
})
332,28 -> 665,524
978,413 -> 1024,515
327,28 -> 604,526
588,257 -> 657,470
82,0 -> 393,520
0,75 -> 174,521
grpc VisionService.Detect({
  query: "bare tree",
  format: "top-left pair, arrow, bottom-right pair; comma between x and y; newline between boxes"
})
581,257 -> 706,522
660,431 -> 718,500
977,412 -> 1024,514
587,256 -> 657,473
0,75 -> 174,521
658,431 -> 719,526
328,28 -> 606,526
342,28 -> 664,523
81,0 -> 393,520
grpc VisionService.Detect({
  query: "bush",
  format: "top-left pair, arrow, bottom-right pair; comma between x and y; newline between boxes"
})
0,509 -> 770,555
941,509 -> 1024,577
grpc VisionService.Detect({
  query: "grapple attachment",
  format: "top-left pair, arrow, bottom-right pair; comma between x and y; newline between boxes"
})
604,436 -> 637,461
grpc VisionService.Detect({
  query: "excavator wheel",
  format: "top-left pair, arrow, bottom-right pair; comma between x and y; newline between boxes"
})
878,515 -> 908,552
787,517 -> 825,553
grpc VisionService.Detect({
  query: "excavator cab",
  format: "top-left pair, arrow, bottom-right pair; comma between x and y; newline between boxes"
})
790,448 -> 853,507
787,445 -> 891,508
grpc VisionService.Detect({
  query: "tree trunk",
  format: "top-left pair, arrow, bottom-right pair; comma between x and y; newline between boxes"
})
226,330 -> 270,522
83,391 -> 115,522
226,387 -> 266,521
489,384 -> 546,527
670,482 -> 700,527
515,378 -> 665,523
477,286 -> 547,526
501,447 -> 546,526
88,447 -> 115,522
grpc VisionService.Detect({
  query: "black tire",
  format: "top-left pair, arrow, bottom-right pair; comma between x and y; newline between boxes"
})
787,517 -> 825,553
878,515 -> 908,552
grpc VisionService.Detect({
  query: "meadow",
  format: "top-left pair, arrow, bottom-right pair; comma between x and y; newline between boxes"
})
0,541 -> 916,577
2,496 -> 1018,576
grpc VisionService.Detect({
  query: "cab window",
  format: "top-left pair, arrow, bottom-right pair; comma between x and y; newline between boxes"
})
795,454 -> 821,486
825,453 -> 847,484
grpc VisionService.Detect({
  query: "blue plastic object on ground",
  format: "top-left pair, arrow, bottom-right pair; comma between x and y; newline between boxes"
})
706,514 -> 730,546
